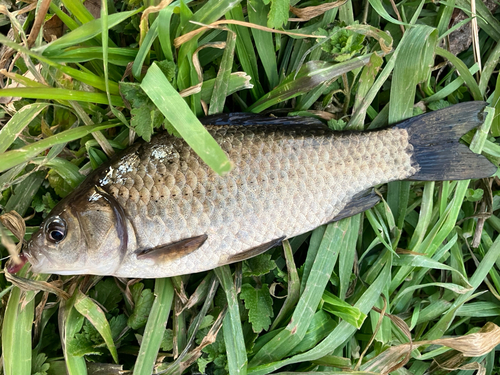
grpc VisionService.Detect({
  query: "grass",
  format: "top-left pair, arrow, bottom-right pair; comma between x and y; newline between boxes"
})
1,0 -> 500,374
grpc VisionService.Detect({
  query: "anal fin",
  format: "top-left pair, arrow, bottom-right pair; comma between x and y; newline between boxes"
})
331,189 -> 380,222
137,234 -> 208,261
223,236 -> 286,264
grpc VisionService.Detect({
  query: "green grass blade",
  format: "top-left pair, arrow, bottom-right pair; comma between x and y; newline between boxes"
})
351,54 -> 384,129
0,34 -> 118,94
133,278 -> 174,375
322,290 -> 367,328
250,218 -> 354,366
423,64 -> 480,104
0,87 -> 123,105
0,103 -> 49,153
31,157 -> 85,188
60,289 -> 88,375
208,29 -> 237,114
248,55 -> 373,113
271,240 -> 300,330
200,72 -> 253,103
435,47 -> 483,101
141,63 -> 232,175
132,17 -> 159,80
49,2 -> 80,30
73,290 -> 119,363
368,0 -> 408,25
4,171 -> 45,216
50,47 -> 139,65
158,7 -> 175,62
0,122 -> 119,173
389,25 -> 437,123
339,214 -> 360,299
479,36 -> 500,97
226,4 -> 265,99
286,311 -> 336,357
101,0 -> 129,127
41,9 -> 142,55
248,252 -> 392,375
426,234 -> 500,339
0,71 -> 46,88
248,0 -> 278,90
2,267 -> 35,375
60,0 -> 95,24
215,265 -> 248,374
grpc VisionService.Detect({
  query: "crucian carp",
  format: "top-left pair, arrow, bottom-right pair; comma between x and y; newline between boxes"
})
20,102 -> 497,278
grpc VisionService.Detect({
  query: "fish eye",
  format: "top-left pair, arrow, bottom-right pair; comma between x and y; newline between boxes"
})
45,216 -> 67,243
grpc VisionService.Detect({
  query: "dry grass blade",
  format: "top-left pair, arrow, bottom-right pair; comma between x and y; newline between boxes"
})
4,272 -> 70,300
363,322 -> 500,374
140,0 -> 172,38
471,0 -> 482,72
26,0 -> 51,47
175,306 -> 227,374
372,304 -> 413,373
0,211 -> 26,243
171,276 -> 189,305
174,20 -> 325,48
177,273 -> 213,315
424,322 -> 500,357
193,42 -> 226,83
427,350 -> 486,375
355,294 -> 388,371
178,84 -> 202,98
289,0 -> 348,22
0,211 -> 26,265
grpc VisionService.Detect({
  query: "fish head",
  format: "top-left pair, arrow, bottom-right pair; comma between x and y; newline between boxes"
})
24,186 -> 127,275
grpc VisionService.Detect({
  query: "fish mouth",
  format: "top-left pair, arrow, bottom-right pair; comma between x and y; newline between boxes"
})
6,253 -> 27,274
22,241 -> 53,274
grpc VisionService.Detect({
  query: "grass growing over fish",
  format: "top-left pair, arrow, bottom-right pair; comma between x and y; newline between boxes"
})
1,0 -> 500,374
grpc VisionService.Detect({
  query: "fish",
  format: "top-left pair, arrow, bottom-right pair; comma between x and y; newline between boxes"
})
20,102 -> 497,278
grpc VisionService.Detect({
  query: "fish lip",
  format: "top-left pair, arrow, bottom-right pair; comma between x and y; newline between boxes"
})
23,240 -> 55,273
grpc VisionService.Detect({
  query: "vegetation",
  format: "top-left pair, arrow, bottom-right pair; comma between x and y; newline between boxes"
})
1,0 -> 500,374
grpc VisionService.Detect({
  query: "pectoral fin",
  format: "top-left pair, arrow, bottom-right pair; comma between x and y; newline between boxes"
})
137,234 -> 208,262
223,236 -> 286,264
331,189 -> 380,222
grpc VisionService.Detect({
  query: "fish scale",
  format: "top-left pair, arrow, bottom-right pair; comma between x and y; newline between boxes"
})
92,125 -> 413,277
23,103 -> 496,278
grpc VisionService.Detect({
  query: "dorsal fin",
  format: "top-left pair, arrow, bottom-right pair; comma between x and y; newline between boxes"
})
137,234 -> 208,261
201,113 -> 325,127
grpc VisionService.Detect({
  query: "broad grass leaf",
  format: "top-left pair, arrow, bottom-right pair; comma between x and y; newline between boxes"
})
215,266 -> 248,374
0,103 -> 49,153
0,122 -> 118,173
42,9 -> 141,55
133,278 -> 174,375
73,290 -> 119,363
141,63 -> 232,175
287,311 -> 336,357
322,290 -> 367,329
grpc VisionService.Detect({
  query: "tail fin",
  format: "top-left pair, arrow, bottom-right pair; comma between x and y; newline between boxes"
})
396,102 -> 497,181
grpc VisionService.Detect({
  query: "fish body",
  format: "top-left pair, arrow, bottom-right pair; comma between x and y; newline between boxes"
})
24,103 -> 496,278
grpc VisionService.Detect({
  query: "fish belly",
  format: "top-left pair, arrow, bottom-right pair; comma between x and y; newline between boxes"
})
101,125 -> 416,277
